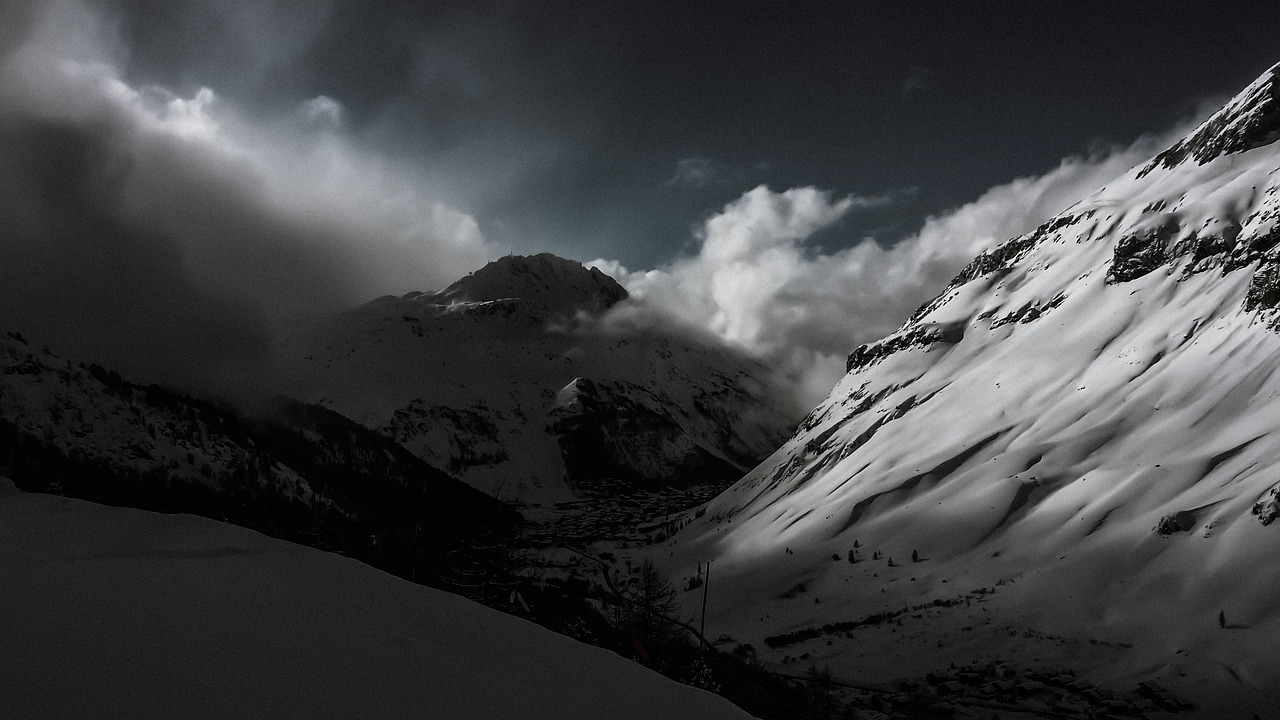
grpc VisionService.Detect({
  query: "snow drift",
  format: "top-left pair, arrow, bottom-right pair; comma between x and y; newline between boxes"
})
0,483 -> 750,720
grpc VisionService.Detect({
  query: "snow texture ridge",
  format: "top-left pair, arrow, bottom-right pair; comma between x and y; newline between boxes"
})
660,60 -> 1280,716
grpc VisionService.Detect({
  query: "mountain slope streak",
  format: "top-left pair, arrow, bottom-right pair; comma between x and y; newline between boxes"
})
667,61 -> 1280,714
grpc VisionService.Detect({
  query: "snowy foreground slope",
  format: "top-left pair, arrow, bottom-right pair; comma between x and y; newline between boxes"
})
0,480 -> 750,720
663,63 -> 1280,714
278,253 -> 795,504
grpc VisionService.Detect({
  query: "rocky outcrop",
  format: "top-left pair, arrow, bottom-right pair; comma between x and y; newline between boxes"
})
1155,510 -> 1197,536
1253,486 -> 1280,525
1140,63 -> 1280,176
846,321 -> 964,373
548,377 -> 742,493
435,253 -> 628,316
385,401 -> 509,474
1244,255 -> 1280,314
910,211 -> 1090,322
1107,224 -> 1179,283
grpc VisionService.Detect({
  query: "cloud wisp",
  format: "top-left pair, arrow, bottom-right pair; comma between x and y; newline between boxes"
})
0,0 -> 495,394
597,128 -> 1189,407
663,156 -> 763,190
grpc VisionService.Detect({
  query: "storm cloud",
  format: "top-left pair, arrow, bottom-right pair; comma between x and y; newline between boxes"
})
0,0 -> 494,393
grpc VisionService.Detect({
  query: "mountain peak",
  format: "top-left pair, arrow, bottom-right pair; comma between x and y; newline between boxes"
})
438,253 -> 628,313
1140,61 -> 1280,176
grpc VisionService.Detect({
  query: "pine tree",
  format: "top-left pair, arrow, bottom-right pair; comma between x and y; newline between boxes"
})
912,549 -> 920,563
1219,610 -> 1226,628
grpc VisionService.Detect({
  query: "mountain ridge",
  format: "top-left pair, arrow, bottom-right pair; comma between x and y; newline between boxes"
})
278,255 -> 797,505
433,253 -> 629,312
1140,61 -> 1280,176
0,331 -> 518,584
658,60 -> 1280,715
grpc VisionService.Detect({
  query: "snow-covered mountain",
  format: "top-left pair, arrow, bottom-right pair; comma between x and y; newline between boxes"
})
663,62 -> 1280,715
0,332 -> 517,582
278,253 -> 796,505
0,480 -> 750,720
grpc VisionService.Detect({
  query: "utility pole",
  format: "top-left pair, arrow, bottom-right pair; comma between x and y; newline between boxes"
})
699,560 -> 712,650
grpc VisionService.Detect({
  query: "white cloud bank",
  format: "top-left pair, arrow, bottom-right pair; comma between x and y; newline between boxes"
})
597,131 -> 1188,406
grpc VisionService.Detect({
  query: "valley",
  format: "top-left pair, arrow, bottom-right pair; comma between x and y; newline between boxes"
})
4,17 -> 1280,715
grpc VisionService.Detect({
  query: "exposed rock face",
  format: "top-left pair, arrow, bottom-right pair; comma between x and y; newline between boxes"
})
386,402 -> 509,474
1253,486 -> 1280,525
433,253 -> 628,316
909,211 -> 1091,323
548,377 -> 742,492
1155,510 -> 1197,536
845,321 -> 964,373
1244,255 -> 1280,313
1107,224 -> 1178,283
1140,63 -> 1280,175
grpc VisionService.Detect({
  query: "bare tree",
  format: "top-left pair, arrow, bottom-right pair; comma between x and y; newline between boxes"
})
627,559 -> 682,648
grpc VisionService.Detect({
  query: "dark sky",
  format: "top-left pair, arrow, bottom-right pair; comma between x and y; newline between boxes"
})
2,0 -> 1278,398
108,1 -> 1280,267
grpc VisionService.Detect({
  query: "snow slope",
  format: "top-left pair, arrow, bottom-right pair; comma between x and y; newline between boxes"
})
0,333 -> 517,582
661,62 -> 1280,714
0,480 -> 751,720
278,254 -> 795,504
0,333 -> 312,507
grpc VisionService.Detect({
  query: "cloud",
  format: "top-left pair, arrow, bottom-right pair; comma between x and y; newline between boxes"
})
597,128 -> 1190,407
301,95 -> 344,127
663,156 -> 741,190
0,0 -> 1207,419
0,0 -> 495,395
